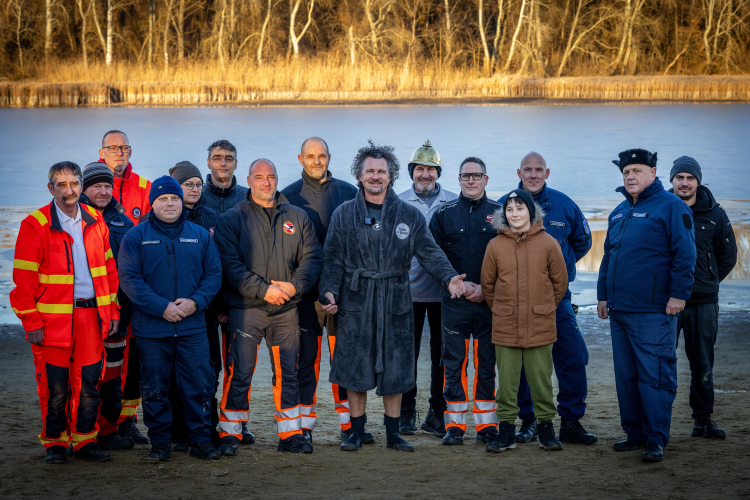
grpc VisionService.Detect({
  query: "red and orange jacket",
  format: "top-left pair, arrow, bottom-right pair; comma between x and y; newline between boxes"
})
10,201 -> 120,347
102,162 -> 152,225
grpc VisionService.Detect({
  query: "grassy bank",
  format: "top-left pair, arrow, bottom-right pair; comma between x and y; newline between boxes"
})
2,61 -> 749,107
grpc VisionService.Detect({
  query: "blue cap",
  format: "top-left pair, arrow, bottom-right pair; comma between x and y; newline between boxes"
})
149,175 -> 184,206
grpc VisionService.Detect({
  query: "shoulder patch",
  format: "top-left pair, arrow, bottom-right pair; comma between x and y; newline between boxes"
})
583,219 -> 591,235
682,214 -> 693,230
138,176 -> 148,189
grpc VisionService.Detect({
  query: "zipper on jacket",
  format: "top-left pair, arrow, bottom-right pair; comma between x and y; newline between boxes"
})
64,241 -> 71,272
171,239 -> 178,337
165,242 -> 172,267
651,273 -> 657,302
610,203 -> 635,309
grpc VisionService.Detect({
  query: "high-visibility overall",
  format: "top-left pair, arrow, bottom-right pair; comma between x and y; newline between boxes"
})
11,201 -> 120,448
220,308 -> 303,440
105,162 -> 151,225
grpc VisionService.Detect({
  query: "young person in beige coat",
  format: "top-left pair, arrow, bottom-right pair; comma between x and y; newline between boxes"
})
481,189 -> 568,453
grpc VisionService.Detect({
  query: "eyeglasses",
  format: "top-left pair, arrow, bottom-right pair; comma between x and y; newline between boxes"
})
183,181 -> 204,191
459,172 -> 486,181
210,155 -> 235,163
104,145 -> 131,154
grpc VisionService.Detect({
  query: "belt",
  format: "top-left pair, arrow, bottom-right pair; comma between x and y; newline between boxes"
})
74,298 -> 97,308
345,267 -> 411,291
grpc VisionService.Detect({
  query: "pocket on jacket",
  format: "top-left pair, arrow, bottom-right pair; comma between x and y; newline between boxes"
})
658,353 -> 677,389
492,303 -> 515,317
339,277 -> 365,312
391,281 -> 412,315
532,304 -> 556,316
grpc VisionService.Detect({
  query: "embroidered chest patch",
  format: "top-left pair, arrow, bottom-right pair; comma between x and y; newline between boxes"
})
132,207 -> 142,219
486,214 -> 494,223
632,213 -> 649,218
179,238 -> 199,243
396,223 -> 410,239
283,222 -> 296,234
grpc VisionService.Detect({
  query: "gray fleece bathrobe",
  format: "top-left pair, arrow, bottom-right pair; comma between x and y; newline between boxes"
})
318,187 -> 457,396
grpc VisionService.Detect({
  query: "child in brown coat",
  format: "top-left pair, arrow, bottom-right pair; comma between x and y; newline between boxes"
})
481,189 -> 568,452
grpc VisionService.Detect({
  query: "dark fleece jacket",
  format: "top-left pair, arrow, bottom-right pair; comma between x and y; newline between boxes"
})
318,187 -> 457,396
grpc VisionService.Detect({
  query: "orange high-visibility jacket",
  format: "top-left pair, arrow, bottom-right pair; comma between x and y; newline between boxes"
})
10,201 -> 121,347
106,162 -> 152,225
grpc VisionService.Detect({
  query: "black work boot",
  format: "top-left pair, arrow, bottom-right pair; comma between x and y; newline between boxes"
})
537,421 -> 563,451
559,418 -> 598,445
98,432 -> 135,450
385,415 -> 414,452
399,402 -> 418,435
241,422 -> 256,444
692,418 -> 726,440
613,438 -> 645,452
74,443 -> 112,462
441,428 -> 464,446
45,445 -> 67,465
302,429 -> 313,443
341,414 -> 367,451
476,426 -> 500,444
218,437 -> 239,457
119,417 -> 149,444
149,442 -> 171,462
190,441 -> 220,460
421,408 -> 447,438
277,434 -> 313,454
486,422 -> 516,453
340,428 -> 376,444
642,442 -> 664,463
516,418 -> 538,443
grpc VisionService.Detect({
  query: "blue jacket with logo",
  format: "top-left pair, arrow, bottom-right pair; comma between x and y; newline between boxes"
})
597,178 -> 696,313
118,211 -> 222,338
500,182 -> 591,283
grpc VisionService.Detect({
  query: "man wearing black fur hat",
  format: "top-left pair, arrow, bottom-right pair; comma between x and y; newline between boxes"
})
670,156 -> 737,440
597,149 -> 696,463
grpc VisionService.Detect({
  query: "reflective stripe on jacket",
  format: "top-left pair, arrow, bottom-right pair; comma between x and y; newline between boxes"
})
10,200 -> 120,346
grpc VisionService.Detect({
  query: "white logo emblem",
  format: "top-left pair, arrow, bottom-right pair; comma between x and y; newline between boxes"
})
396,223 -> 410,239
373,221 -> 382,230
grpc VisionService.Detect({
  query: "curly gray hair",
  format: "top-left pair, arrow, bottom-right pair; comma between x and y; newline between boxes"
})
350,140 -> 400,188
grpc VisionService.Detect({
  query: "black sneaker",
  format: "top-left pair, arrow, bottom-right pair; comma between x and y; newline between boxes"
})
537,421 -> 563,451
559,418 -> 598,445
692,418 -> 726,440
340,431 -> 364,451
190,441 -> 220,460
441,428 -> 464,446
45,445 -> 67,465
149,442 -> 170,462
515,419 -> 538,443
277,434 -> 313,454
170,442 -> 189,452
486,422 -> 516,453
642,442 -> 664,463
612,438 -> 645,452
119,418 -> 150,444
476,426 -> 500,444
98,432 -> 135,450
399,405 -> 417,435
241,422 -> 256,444
74,443 -> 112,462
340,428 -> 376,444
218,437 -> 239,457
421,408 -> 447,438
302,429 -> 313,443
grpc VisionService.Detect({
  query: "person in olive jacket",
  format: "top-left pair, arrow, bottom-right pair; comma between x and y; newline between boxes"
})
481,189 -> 568,454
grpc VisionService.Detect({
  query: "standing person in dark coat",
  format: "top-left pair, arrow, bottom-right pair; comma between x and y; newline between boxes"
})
80,162 -> 136,452
318,141 -> 466,453
280,137 -> 366,443
669,156 -> 737,440
118,176 -> 223,462
167,161 -> 223,450
597,149 -> 696,464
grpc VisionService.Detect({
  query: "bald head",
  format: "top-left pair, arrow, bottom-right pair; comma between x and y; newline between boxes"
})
247,159 -> 278,206
517,151 -> 550,195
249,158 -> 277,175
301,137 -> 329,155
298,137 -> 331,181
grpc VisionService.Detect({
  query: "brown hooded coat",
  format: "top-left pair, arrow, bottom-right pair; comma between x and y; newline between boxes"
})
480,203 -> 568,348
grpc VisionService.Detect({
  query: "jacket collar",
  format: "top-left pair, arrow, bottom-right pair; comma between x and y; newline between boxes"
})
459,192 -> 487,208
49,198 -> 98,232
499,218 -> 546,241
206,174 -> 238,198
616,177 -> 665,205
185,196 -> 209,221
80,193 -> 126,219
302,170 -> 332,190
406,183 -> 447,202
148,209 -> 188,236
517,180 -> 550,207
244,189 -> 289,210
669,184 -> 717,213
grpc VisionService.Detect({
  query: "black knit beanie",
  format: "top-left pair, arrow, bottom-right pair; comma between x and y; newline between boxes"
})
502,189 -> 536,223
670,156 -> 702,184
169,161 -> 203,184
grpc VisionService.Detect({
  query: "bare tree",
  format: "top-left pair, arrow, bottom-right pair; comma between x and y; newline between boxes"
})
363,0 -> 392,55
75,0 -> 94,68
163,0 -> 176,74
491,0 -> 507,69
478,0 -> 492,73
106,0 -> 113,64
289,0 -> 315,59
6,0 -> 29,72
148,0 -> 155,63
609,0 -> 647,74
444,0 -> 452,57
257,0 -> 277,65
555,0 -> 612,77
502,0 -> 526,72
45,0 -> 54,62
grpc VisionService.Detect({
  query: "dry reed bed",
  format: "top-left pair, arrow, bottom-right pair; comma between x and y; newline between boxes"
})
2,75 -> 749,107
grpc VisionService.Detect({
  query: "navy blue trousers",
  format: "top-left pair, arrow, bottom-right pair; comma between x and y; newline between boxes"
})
138,333 -> 214,445
610,311 -> 678,448
517,293 -> 589,421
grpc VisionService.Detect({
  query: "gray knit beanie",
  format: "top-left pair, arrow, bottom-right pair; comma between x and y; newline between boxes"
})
670,156 -> 702,184
169,161 -> 203,184
82,162 -> 114,191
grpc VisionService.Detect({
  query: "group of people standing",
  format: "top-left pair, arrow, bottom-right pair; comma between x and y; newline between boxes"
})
11,130 -> 736,467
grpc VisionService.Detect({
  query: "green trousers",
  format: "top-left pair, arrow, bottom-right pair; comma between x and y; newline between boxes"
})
495,344 -> 556,423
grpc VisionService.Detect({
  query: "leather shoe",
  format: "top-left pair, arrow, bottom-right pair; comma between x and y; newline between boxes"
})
515,419 -> 538,443
559,418 -> 598,445
74,443 -> 112,462
340,431 -> 364,451
149,442 -> 170,462
642,442 -> 664,463
441,428 -> 464,446
692,418 -> 726,440
613,438 -> 646,452
119,419 -> 149,444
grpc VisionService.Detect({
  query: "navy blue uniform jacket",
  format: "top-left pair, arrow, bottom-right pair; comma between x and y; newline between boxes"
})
597,178 -> 696,312
118,211 -> 222,338
500,182 -> 591,283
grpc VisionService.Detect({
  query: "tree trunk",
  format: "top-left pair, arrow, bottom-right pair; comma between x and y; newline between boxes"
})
106,0 -> 113,65
163,0 -> 175,75
257,0 -> 273,66
92,0 -> 107,50
491,0 -> 505,69
349,24 -> 356,65
76,0 -> 90,68
444,0 -> 452,57
555,0 -> 581,77
478,0 -> 492,74
45,0 -> 53,62
289,0 -> 315,59
502,0 -> 526,72
148,0 -> 155,64
176,0 -> 185,61
229,0 -> 236,59
218,0 -> 226,68
364,0 -> 379,55
13,0 -> 25,72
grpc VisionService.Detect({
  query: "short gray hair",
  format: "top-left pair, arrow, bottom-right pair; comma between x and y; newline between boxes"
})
350,140 -> 400,188
208,139 -> 237,159
48,161 -> 82,184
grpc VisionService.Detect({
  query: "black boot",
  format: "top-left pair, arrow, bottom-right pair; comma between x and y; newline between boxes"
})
189,441 -> 220,460
486,422 -> 516,453
476,425 -> 500,444
75,443 -> 112,462
341,414 -> 366,451
149,442 -> 170,462
441,428 -> 464,446
241,422 -> 256,444
692,418 -> 726,440
537,421 -> 563,451
515,418 -> 538,443
277,434 -> 313,454
420,408 -> 447,438
98,432 -> 135,450
340,428 -> 376,444
385,415 -> 414,452
642,442 -> 664,463
45,445 -> 67,465
170,442 -> 189,452
218,436 -> 239,457
302,429 -> 313,443
119,417 -> 149,444
399,402 -> 417,435
613,438 -> 645,452
559,418 -> 598,445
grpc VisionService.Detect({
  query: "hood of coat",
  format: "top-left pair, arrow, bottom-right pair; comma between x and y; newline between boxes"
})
491,201 -> 546,235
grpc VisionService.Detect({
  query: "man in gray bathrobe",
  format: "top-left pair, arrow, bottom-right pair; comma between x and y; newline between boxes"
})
319,141 -> 466,452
